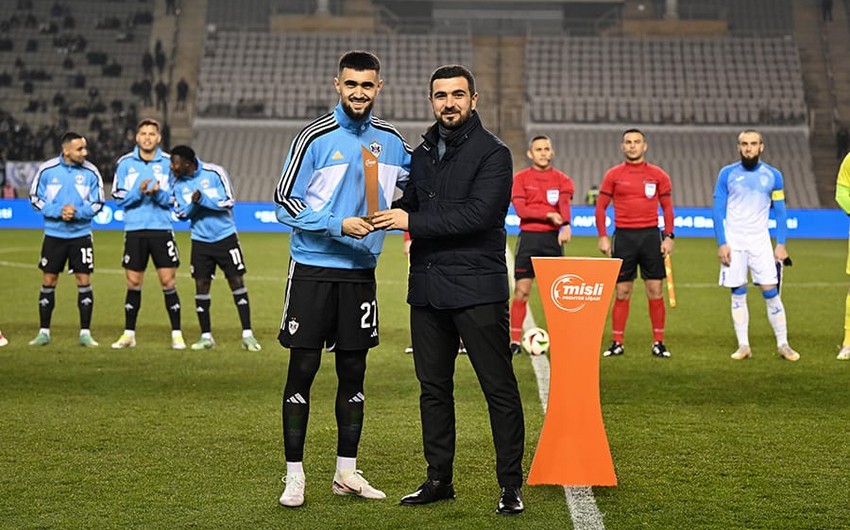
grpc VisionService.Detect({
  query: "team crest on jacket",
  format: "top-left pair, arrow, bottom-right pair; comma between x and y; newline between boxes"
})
644,182 -> 657,199
288,317 -> 299,335
75,174 -> 84,184
546,189 -> 559,206
369,141 -> 382,158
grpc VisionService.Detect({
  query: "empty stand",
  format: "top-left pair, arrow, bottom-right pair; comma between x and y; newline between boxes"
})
197,31 -> 473,120
526,125 -> 819,208
526,36 -> 806,126
192,119 -> 428,202
0,0 -> 152,130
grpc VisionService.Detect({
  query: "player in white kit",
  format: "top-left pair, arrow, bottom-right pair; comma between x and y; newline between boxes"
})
712,129 -> 799,361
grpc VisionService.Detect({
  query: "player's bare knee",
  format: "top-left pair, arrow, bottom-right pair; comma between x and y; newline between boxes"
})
157,269 -> 176,290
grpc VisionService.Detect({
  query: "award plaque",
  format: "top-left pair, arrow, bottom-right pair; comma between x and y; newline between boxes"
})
361,146 -> 379,224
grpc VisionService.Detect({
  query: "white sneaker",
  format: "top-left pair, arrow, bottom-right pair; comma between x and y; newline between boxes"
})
778,344 -> 800,362
279,472 -> 305,507
332,470 -> 386,500
111,333 -> 136,349
837,346 -> 850,361
730,345 -> 751,360
171,332 -> 187,350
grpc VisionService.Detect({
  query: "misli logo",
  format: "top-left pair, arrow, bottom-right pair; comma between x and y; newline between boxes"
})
551,273 -> 604,312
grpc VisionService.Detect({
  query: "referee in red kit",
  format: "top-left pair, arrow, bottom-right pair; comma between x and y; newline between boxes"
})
509,135 -> 574,355
595,128 -> 675,358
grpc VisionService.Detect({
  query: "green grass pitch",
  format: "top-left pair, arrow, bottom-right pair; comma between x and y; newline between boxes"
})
0,229 -> 848,529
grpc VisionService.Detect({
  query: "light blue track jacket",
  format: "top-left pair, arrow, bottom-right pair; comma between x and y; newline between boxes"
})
112,146 -> 174,231
29,154 -> 104,238
171,159 -> 237,243
274,103 -> 411,270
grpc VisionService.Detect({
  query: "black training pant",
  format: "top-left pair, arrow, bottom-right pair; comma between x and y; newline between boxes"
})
410,301 -> 525,487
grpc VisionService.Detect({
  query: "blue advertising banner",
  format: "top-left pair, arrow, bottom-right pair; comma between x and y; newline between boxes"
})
0,199 -> 847,239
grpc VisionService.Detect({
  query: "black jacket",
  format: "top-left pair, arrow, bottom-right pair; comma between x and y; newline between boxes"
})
395,111 -> 512,309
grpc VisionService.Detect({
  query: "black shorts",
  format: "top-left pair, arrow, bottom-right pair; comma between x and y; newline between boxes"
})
38,234 -> 94,274
612,227 -> 666,282
514,230 -> 562,280
190,233 -> 246,279
278,262 -> 378,351
122,230 -> 180,271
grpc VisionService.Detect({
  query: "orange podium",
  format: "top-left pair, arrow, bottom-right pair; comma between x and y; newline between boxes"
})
527,257 -> 621,486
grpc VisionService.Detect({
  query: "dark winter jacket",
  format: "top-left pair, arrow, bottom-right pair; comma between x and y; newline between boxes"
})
395,111 -> 512,309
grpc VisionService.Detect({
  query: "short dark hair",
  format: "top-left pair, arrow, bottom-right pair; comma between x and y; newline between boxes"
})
137,118 -> 160,132
529,135 -> 550,148
429,64 -> 476,96
60,131 -> 83,145
170,144 -> 196,164
623,128 -> 645,139
338,50 -> 381,75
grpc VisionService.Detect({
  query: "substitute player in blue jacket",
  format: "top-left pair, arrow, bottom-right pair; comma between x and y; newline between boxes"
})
169,145 -> 260,352
712,129 -> 799,362
110,119 -> 185,350
274,51 -> 410,508
28,131 -> 104,347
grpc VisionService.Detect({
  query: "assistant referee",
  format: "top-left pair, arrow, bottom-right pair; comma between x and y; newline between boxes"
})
595,128 -> 675,358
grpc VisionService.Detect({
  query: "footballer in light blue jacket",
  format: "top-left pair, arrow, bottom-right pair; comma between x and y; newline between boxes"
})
30,136 -> 104,239
169,145 -> 260,353
170,153 -> 237,243
274,101 -> 411,270
28,132 -> 104,348
109,118 -> 184,351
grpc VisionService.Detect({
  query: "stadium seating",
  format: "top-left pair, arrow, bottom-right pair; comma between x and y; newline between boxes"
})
526,36 -> 806,126
192,120 -> 429,203
0,0 -> 154,178
197,31 -> 472,120
192,123 -> 819,208
526,126 -> 819,208
0,0 -> 152,131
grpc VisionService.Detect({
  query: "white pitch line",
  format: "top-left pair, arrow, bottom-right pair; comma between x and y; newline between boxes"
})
505,245 -> 606,530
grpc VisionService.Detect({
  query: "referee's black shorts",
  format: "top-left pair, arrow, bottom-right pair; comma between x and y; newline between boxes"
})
514,230 -> 562,280
612,227 -> 666,282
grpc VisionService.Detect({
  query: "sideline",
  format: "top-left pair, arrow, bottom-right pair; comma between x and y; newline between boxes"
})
506,245 -> 607,530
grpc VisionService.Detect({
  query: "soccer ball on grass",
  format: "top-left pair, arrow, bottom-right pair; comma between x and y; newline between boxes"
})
521,327 -> 550,356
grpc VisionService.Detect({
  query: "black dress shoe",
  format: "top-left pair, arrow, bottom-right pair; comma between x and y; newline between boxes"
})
496,486 -> 524,515
400,479 -> 456,505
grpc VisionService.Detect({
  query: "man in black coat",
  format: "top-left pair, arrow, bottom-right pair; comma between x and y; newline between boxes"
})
372,64 -> 525,516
